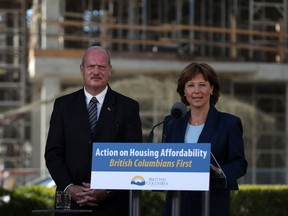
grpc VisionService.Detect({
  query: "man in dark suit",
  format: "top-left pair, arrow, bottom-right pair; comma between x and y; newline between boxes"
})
45,46 -> 143,216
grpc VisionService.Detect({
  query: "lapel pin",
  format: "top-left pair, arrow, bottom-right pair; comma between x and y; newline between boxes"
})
107,107 -> 111,111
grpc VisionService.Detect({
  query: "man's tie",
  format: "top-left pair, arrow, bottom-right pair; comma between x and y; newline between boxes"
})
88,97 -> 98,132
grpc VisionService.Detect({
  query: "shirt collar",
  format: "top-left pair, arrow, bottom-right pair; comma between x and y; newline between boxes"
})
84,86 -> 108,106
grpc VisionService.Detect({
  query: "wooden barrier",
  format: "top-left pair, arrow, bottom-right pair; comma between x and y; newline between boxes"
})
30,13 -> 288,62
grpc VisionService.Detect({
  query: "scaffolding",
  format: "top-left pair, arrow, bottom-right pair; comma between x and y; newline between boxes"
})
0,0 -> 31,188
249,0 -> 288,62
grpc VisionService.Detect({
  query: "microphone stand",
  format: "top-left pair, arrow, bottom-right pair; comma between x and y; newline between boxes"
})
132,103 -> 186,216
130,190 -> 141,216
202,191 -> 210,216
171,191 -> 181,216
148,119 -> 181,216
147,109 -> 185,216
130,121 -> 164,216
147,121 -> 164,143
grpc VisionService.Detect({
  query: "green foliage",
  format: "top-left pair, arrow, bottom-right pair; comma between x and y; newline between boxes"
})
0,186 -> 55,216
141,190 -> 166,216
230,185 -> 288,216
1,185 -> 288,216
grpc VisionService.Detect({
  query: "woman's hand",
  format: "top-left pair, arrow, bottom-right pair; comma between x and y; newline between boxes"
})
210,164 -> 222,176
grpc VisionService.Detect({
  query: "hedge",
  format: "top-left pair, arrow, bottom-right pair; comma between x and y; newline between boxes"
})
0,185 -> 288,216
0,185 -> 55,216
230,185 -> 288,216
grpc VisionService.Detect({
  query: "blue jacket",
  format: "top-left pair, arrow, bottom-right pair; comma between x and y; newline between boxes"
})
163,105 -> 247,216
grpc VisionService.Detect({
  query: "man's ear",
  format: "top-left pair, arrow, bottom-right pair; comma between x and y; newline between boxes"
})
80,65 -> 84,76
109,66 -> 112,76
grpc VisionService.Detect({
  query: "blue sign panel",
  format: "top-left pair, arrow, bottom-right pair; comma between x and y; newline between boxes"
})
91,143 -> 211,191
92,143 -> 210,172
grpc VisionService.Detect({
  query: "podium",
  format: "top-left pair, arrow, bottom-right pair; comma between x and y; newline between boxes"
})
90,142 -> 214,216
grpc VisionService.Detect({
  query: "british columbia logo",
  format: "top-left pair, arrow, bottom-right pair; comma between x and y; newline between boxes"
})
131,176 -> 145,186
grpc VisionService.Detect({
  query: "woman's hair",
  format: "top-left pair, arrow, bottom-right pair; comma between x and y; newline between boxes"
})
177,62 -> 220,105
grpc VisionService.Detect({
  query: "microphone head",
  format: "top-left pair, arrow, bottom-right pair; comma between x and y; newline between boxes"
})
170,102 -> 187,119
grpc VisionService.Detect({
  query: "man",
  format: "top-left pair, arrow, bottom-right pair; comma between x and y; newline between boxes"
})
45,46 -> 143,215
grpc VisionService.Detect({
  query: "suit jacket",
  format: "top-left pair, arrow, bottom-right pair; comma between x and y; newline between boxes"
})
163,105 -> 247,216
45,86 -> 142,216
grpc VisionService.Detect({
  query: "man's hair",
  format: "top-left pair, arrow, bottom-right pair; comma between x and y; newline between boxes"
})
81,46 -> 111,66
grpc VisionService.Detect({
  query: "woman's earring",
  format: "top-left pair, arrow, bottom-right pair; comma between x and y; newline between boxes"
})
210,92 -> 213,95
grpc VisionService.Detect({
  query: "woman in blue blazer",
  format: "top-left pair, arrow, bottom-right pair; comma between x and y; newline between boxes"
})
163,63 -> 247,216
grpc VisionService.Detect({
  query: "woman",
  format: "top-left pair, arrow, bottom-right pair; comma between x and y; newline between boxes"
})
163,63 -> 247,216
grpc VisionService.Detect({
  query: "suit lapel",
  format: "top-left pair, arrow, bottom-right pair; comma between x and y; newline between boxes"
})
75,89 -> 91,135
198,106 -> 219,143
175,113 -> 190,142
94,87 -> 115,133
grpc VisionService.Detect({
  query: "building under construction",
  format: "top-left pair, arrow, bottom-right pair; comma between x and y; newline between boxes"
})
0,0 -> 288,188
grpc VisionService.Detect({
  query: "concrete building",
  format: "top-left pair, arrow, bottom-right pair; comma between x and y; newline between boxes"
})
1,0 -> 288,187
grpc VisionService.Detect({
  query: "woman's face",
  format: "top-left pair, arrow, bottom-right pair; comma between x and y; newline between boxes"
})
184,73 -> 213,110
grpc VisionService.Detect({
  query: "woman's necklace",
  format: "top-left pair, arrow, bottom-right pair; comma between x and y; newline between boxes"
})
190,108 -> 208,126
193,121 -> 199,126
190,116 -> 206,126
191,120 -> 203,126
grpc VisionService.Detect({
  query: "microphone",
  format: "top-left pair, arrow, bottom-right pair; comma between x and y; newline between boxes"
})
148,102 -> 187,142
170,102 -> 187,119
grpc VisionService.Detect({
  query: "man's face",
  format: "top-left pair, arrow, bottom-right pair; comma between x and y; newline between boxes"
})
80,48 -> 112,95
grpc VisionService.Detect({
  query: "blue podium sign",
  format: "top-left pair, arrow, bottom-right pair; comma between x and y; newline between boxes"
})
90,142 -> 211,191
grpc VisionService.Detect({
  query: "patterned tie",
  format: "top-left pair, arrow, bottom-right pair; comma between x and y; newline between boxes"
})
88,97 -> 98,132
